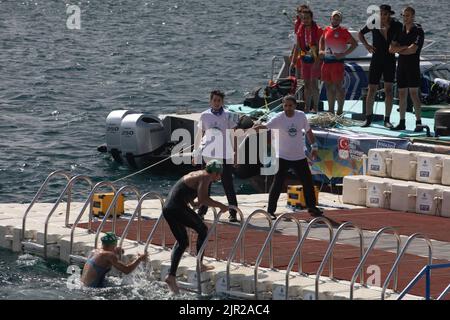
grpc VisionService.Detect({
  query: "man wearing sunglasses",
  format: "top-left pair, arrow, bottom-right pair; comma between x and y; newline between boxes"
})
359,5 -> 402,128
389,6 -> 425,131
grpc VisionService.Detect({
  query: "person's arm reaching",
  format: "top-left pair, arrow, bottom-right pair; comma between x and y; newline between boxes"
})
306,129 -> 318,160
108,252 -> 148,275
197,178 -> 228,212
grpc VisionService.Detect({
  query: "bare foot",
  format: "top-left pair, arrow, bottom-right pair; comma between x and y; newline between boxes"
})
164,275 -> 179,294
200,264 -> 215,272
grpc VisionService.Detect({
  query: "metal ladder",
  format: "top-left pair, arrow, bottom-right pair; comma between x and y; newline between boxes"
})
315,221 -> 365,300
22,173 -> 94,258
176,205 -> 246,295
224,209 -> 274,299
349,226 -> 401,299
21,170 -> 72,241
251,212 -> 303,299
94,185 -> 141,249
68,181 -> 117,264
282,217 -> 334,300
381,233 -> 433,300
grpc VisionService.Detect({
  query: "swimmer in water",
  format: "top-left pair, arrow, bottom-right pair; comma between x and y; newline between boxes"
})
163,159 -> 229,294
80,232 -> 147,288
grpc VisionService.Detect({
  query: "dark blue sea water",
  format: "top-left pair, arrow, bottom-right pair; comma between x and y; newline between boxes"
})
1,0 -> 449,203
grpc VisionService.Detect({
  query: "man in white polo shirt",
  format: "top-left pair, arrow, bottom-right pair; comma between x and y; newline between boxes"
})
193,90 -> 240,222
254,95 -> 323,218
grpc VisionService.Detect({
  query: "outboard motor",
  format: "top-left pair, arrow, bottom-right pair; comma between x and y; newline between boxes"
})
105,110 -> 134,163
119,113 -> 168,168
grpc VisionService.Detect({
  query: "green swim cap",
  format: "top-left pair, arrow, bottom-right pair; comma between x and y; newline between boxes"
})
101,232 -> 118,245
205,159 -> 223,174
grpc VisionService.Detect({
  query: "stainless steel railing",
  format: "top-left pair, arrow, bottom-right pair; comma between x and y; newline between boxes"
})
118,192 -> 164,248
69,181 -> 117,256
43,175 -> 93,258
284,217 -> 334,300
253,212 -> 303,299
193,205 -> 245,294
315,221 -> 365,300
226,209 -> 274,293
381,233 -> 433,300
21,170 -> 72,241
349,226 -> 401,300
94,185 -> 141,248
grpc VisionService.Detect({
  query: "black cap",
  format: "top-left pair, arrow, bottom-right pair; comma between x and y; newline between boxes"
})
380,4 -> 395,15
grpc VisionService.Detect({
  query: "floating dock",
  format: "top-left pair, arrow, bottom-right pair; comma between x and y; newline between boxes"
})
2,189 -> 450,300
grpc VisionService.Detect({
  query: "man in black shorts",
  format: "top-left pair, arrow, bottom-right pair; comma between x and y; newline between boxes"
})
359,4 -> 402,128
389,6 -> 424,131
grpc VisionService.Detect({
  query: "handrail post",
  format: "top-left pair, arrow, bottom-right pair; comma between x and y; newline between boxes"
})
426,266 -> 431,300
284,217 -> 334,300
315,222 -> 364,300
382,233 -> 433,300
21,170 -> 72,242
226,209 -> 273,295
253,212 -> 302,299
95,185 -> 141,249
43,175 -> 93,259
69,181 -> 116,257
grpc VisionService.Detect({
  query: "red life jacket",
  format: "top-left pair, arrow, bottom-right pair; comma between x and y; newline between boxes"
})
298,22 -> 321,52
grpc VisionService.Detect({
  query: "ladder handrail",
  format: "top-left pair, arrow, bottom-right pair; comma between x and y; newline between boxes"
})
43,175 -> 93,258
349,226 -> 401,300
253,212 -> 302,299
381,233 -> 433,300
315,221 -> 365,300
69,181 -> 117,256
21,170 -> 72,241
94,185 -> 141,249
437,282 -> 450,300
143,210 -> 169,253
119,192 -> 164,248
397,263 -> 450,300
195,205 -> 245,295
284,217 -> 334,300
226,209 -> 274,293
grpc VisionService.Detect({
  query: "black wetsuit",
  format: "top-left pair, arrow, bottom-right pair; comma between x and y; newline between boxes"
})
163,177 -> 208,277
393,23 -> 424,88
360,19 -> 403,85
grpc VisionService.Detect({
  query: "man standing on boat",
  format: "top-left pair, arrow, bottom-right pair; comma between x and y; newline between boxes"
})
359,5 -> 403,128
253,95 -> 323,219
319,11 -> 358,115
291,4 -> 311,79
389,6 -> 424,132
193,90 -> 239,222
291,8 -> 323,113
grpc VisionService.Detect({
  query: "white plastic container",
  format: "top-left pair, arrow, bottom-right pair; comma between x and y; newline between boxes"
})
416,154 -> 444,184
342,176 -> 369,206
391,150 -> 420,181
441,188 -> 450,218
415,185 -> 442,215
441,156 -> 450,186
366,179 -> 392,208
390,182 -> 419,212
368,149 -> 393,178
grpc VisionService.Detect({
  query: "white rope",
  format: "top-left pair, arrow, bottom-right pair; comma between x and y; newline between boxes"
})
112,143 -> 195,183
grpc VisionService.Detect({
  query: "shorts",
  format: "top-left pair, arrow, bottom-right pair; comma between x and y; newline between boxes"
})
321,62 -> 344,83
369,57 -> 396,85
397,62 -> 421,88
301,61 -> 322,80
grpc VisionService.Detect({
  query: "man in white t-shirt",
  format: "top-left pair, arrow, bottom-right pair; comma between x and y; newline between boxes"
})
253,95 -> 323,218
193,90 -> 240,222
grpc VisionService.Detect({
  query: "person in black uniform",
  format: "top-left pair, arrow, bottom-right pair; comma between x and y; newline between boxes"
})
389,6 -> 425,131
163,160 -> 229,294
359,4 -> 403,128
